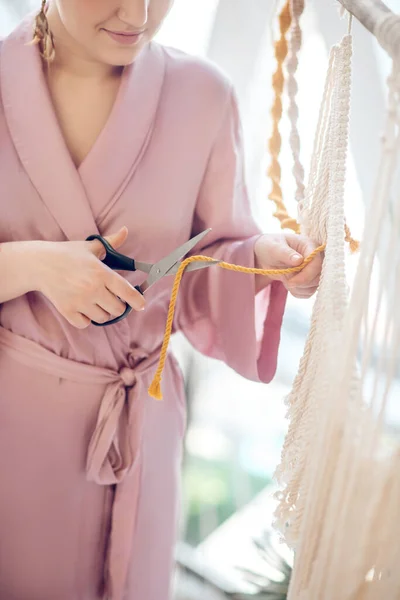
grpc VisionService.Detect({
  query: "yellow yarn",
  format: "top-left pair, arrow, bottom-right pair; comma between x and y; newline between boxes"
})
268,0 -> 299,233
344,223 -> 359,253
148,246 -> 325,400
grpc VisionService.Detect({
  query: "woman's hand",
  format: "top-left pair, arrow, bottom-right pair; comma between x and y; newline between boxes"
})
254,233 -> 323,299
33,226 -> 146,329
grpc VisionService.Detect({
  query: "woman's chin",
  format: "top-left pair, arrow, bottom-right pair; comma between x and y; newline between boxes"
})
97,44 -> 147,67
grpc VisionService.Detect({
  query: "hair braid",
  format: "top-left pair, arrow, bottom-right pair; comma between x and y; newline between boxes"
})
32,1 -> 55,62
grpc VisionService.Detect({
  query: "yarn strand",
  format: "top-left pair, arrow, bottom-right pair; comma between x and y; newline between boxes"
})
287,0 -> 306,205
148,246 -> 325,400
267,0 -> 299,232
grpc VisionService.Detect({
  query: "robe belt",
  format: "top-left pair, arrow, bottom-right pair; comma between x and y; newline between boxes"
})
85,347 -> 160,486
0,325 -> 165,600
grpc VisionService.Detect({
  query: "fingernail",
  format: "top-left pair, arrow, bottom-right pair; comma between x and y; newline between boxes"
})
291,253 -> 302,263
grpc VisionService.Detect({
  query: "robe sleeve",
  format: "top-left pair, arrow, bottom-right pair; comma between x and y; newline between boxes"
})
175,86 -> 287,383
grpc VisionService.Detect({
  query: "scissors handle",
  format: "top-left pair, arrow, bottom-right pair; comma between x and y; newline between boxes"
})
86,234 -> 136,271
85,234 -> 143,327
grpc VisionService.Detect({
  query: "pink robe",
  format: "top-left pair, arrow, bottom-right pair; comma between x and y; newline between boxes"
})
0,16 -> 287,600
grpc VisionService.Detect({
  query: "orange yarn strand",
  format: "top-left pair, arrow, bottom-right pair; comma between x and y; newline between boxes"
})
148,246 -> 325,400
344,223 -> 360,254
268,0 -> 299,233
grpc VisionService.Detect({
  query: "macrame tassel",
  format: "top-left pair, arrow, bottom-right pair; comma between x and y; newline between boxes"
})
148,379 -> 162,401
345,223 -> 360,253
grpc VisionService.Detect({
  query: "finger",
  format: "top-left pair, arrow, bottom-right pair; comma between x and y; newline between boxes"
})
84,305 -> 113,325
88,227 -> 128,259
67,312 -> 92,330
284,233 -> 320,257
286,255 -> 323,287
97,288 -> 129,318
287,274 -> 320,290
107,273 -> 145,312
104,226 -> 128,250
272,241 -> 304,268
289,287 -> 318,299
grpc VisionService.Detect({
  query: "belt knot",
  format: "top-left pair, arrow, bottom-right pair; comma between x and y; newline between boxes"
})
119,366 -> 136,388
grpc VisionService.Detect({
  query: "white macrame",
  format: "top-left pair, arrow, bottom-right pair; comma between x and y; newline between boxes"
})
274,31 -> 352,543
274,14 -> 400,600
287,0 -> 306,205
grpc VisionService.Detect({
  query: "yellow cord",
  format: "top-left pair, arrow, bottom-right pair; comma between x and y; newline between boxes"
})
148,245 -> 325,400
345,223 -> 360,254
268,0 -> 299,233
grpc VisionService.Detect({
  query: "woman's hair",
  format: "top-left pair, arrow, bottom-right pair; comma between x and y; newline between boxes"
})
32,1 -> 55,62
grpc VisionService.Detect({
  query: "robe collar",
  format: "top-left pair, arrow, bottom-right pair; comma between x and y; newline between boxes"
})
1,16 -> 166,242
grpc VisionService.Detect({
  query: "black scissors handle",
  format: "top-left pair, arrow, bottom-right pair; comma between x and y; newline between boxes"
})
86,234 -> 143,327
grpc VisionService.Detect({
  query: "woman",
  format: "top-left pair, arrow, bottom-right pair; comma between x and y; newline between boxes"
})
0,1 -> 322,599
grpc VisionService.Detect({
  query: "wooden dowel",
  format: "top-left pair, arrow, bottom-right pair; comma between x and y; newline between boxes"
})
337,0 -> 400,61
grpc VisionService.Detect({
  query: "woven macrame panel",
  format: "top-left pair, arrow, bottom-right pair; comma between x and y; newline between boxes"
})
274,17 -> 400,600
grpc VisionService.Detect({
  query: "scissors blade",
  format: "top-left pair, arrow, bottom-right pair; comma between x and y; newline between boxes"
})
133,261 -> 153,275
146,228 -> 212,288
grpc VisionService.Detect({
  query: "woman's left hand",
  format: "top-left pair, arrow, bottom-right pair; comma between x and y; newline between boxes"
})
254,233 -> 324,299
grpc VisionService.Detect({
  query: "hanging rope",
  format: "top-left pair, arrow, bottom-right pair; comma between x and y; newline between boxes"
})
267,0 -> 299,232
287,0 -> 306,205
267,0 -> 359,252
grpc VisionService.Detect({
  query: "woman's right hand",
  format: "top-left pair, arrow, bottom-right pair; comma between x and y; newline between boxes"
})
34,226 -> 145,329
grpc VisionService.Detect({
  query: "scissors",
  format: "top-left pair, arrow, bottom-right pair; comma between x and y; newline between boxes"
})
86,228 -> 219,327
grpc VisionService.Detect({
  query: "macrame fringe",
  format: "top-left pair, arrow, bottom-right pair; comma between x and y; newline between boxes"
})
273,11 -> 400,597
273,31 -> 353,551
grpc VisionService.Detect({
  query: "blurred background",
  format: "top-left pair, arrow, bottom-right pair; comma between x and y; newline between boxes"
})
1,1 -> 398,598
